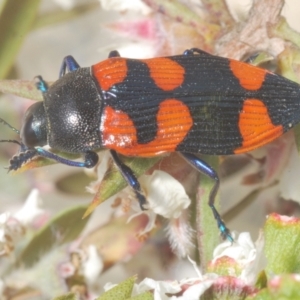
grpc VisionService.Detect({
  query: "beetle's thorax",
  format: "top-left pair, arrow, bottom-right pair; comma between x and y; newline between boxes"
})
43,67 -> 103,153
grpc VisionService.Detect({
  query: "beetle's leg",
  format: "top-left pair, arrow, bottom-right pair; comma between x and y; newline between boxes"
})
110,150 -> 147,210
108,50 -> 121,58
180,152 -> 233,242
35,148 -> 98,168
8,149 -> 38,171
183,48 -> 210,56
35,75 -> 48,93
243,53 -> 259,64
59,55 -> 80,77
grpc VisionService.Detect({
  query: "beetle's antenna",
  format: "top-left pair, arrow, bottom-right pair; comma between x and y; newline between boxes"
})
0,138 -> 27,153
0,139 -> 22,145
0,118 -> 20,135
0,118 -> 26,151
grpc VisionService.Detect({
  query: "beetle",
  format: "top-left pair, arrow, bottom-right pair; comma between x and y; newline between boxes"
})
1,48 -> 300,241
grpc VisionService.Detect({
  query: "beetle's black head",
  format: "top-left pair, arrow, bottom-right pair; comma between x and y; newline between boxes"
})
20,102 -> 48,148
0,101 -> 48,171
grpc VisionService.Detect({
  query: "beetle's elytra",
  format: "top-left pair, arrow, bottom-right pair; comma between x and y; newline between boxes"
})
2,48 -> 300,241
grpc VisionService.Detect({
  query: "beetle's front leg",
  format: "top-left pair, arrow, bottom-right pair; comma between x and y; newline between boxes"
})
35,55 -> 81,93
180,152 -> 233,242
110,150 -> 147,210
35,148 -> 98,168
59,55 -> 81,77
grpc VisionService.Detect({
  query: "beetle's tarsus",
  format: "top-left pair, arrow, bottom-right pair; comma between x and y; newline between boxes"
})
210,205 -> 233,242
35,75 -> 48,93
8,149 -> 37,171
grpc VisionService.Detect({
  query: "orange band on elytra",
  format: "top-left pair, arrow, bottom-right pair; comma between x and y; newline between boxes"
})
230,59 -> 268,91
92,58 -> 128,91
234,98 -> 283,154
101,99 -> 193,156
142,58 -> 185,91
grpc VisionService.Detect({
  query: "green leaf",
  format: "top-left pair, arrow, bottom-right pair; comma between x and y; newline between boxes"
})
0,80 -> 51,101
52,293 -> 79,300
248,52 -> 274,67
294,124 -> 300,156
255,270 -> 268,290
0,0 -> 41,79
248,275 -> 300,300
277,46 -> 300,83
17,205 -> 90,268
271,17 -> 300,49
96,276 -> 136,300
264,213 -> 300,276
128,291 -> 153,300
196,155 -> 221,269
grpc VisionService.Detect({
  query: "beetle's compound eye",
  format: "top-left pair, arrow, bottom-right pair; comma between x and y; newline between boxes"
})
20,102 -> 47,148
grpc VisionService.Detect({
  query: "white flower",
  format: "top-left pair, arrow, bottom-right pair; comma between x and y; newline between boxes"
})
165,213 -> 195,257
127,170 -> 193,256
0,213 -> 9,246
0,212 -> 24,256
13,189 -> 45,226
58,261 -> 76,278
86,151 -> 111,194
98,0 -> 151,14
0,190 -> 47,256
82,245 -> 103,285
213,232 -> 256,263
133,278 -> 182,300
52,0 -> 77,10
131,276 -> 217,300
212,232 -> 265,284
139,170 -> 191,219
59,245 -> 103,287
172,278 -> 214,300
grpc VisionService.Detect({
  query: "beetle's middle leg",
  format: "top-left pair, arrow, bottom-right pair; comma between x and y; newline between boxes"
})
110,150 -> 147,210
180,152 -> 233,242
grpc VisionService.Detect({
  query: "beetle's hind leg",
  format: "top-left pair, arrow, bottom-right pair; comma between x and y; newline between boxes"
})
59,56 -> 80,77
110,150 -> 147,210
180,152 -> 233,242
108,50 -> 121,58
183,48 -> 210,56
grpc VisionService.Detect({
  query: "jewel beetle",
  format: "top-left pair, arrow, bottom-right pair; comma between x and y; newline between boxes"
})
2,48 -> 300,241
